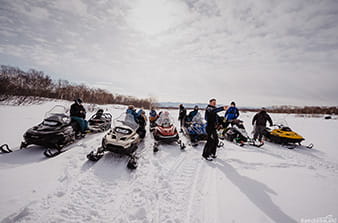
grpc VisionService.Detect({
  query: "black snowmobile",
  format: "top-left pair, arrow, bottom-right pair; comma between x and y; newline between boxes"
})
88,109 -> 112,132
218,119 -> 263,148
20,105 -> 77,157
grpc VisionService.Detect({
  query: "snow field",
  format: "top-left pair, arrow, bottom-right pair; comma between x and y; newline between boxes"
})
0,101 -> 337,222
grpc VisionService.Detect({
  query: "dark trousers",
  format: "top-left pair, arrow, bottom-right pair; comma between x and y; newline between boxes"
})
202,127 -> 219,157
253,125 -> 266,141
179,118 -> 185,130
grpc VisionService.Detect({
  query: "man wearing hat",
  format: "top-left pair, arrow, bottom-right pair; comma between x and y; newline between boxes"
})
70,98 -> 88,135
202,99 -> 227,161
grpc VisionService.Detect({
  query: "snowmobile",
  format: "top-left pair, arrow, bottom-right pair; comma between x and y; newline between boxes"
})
183,112 -> 207,146
263,121 -> 313,149
218,119 -> 263,148
20,105 -> 77,157
88,109 -> 112,132
87,112 -> 145,169
152,111 -> 185,152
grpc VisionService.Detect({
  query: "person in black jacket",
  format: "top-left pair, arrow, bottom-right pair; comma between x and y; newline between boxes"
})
252,108 -> 273,142
70,98 -> 88,134
202,99 -> 227,161
178,104 -> 187,132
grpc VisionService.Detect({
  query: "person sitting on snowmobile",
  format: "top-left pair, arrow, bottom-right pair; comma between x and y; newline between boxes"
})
126,105 -> 144,124
223,101 -> 240,128
92,109 -> 104,120
149,107 -> 159,123
178,104 -> 186,132
185,105 -> 199,124
252,107 -> 273,143
70,98 -> 88,134
136,110 -> 147,138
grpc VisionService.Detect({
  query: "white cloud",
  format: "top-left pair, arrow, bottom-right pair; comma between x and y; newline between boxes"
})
0,0 -> 337,106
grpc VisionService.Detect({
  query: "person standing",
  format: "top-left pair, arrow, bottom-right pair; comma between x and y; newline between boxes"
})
178,104 -> 187,132
202,99 -> 227,161
252,107 -> 273,143
223,101 -> 239,128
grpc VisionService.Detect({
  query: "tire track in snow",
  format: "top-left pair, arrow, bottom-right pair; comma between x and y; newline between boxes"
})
260,143 -> 338,175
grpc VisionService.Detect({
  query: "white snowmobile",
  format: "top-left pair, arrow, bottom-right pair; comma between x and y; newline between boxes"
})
87,112 -> 144,169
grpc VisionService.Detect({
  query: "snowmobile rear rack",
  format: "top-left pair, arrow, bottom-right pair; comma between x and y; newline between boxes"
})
0,144 -> 12,153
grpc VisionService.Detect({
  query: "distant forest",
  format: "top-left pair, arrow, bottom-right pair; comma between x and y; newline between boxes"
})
0,65 -> 156,108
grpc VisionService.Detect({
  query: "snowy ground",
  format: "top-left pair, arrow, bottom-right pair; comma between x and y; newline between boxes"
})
0,101 -> 337,223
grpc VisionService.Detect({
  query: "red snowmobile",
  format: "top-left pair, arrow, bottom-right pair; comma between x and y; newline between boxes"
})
152,111 -> 185,152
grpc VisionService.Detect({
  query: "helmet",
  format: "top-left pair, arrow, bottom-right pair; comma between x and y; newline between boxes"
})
231,101 -> 236,106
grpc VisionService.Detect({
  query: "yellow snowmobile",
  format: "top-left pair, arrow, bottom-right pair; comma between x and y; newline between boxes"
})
263,123 -> 313,149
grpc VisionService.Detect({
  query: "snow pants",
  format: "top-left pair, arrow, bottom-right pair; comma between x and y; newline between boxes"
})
253,125 -> 265,141
71,116 -> 88,133
202,127 -> 219,157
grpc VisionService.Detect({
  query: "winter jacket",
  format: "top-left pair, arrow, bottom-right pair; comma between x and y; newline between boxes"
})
149,110 -> 157,118
178,107 -> 187,120
252,111 -> 273,126
225,106 -> 239,121
205,105 -> 225,129
126,108 -> 143,123
186,110 -> 198,122
70,103 -> 86,119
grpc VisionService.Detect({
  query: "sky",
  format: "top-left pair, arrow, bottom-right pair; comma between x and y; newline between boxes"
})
0,0 -> 338,107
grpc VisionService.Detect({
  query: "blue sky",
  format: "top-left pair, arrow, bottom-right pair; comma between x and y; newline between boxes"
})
0,0 -> 338,106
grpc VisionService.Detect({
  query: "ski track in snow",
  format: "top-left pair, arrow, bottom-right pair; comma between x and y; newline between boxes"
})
1,104 -> 338,223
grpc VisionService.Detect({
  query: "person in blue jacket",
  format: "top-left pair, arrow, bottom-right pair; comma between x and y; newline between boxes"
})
223,101 -> 239,128
185,105 -> 199,123
126,105 -> 143,123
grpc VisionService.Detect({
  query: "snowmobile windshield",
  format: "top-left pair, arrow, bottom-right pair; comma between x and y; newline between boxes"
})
274,119 -> 289,128
156,112 -> 173,127
45,105 -> 68,119
192,112 -> 205,125
44,105 -> 70,125
114,113 -> 139,130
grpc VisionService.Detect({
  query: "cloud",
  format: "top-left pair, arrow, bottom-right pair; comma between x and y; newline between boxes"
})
0,0 -> 337,106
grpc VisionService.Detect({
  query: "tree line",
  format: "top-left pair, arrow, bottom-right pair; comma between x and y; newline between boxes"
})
0,65 -> 156,108
240,106 -> 337,115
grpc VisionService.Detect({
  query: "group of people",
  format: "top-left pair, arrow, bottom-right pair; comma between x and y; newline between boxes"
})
70,98 -> 273,162
179,99 -> 273,161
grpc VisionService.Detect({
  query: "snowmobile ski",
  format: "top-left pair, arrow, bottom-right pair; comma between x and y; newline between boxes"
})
87,149 -> 104,161
0,144 -> 12,153
43,144 -> 66,157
